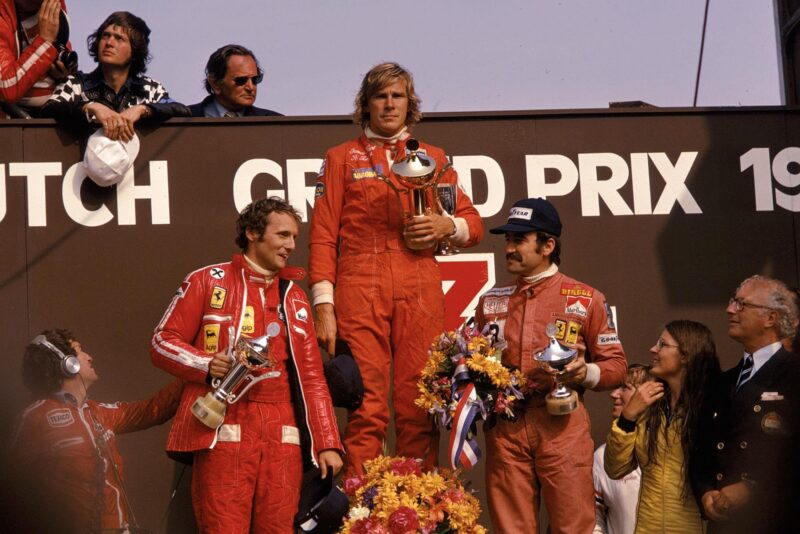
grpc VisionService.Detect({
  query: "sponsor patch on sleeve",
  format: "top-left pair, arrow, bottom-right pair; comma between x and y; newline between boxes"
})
314,181 -> 325,199
597,333 -> 620,346
317,159 -> 326,177
209,267 -> 225,280
46,409 -> 75,428
176,280 -> 191,299
204,324 -> 220,353
210,286 -> 227,309
604,301 -> 617,330
293,301 -> 309,323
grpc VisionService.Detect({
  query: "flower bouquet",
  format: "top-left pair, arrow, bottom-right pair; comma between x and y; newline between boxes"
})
415,321 -> 526,468
340,455 -> 486,534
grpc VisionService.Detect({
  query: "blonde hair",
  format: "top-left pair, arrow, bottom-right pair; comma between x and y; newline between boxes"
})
353,62 -> 421,129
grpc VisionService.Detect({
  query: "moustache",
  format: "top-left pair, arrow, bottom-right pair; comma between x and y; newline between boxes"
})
506,253 -> 522,262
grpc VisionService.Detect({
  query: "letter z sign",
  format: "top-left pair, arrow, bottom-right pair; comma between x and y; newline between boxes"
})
436,253 -> 496,330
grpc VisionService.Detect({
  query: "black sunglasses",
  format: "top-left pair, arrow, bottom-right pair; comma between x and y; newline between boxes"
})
232,73 -> 264,86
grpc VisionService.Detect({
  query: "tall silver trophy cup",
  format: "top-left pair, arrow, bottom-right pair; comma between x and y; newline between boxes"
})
380,138 -> 452,250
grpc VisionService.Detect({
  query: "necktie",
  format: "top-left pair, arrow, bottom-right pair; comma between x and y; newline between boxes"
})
224,111 -> 237,118
736,353 -> 754,390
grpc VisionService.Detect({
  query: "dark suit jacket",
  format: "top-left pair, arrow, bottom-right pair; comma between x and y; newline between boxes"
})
690,347 -> 800,534
188,95 -> 282,117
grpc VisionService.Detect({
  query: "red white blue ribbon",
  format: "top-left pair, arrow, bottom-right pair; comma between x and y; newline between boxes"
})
448,382 -> 481,469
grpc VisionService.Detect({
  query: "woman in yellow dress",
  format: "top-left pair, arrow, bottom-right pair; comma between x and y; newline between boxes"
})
604,320 -> 721,533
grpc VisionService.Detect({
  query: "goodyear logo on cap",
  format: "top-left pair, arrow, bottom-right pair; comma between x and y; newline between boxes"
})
510,207 -> 533,220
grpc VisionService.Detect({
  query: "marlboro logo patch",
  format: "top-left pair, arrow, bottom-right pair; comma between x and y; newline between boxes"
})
204,324 -> 220,353
210,286 -> 226,309
565,296 -> 590,318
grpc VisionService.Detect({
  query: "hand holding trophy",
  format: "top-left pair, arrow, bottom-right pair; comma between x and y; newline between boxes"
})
192,325 -> 281,429
380,138 -> 453,251
534,323 -> 579,415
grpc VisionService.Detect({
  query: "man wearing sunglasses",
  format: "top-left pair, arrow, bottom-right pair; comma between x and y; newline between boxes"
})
189,43 -> 281,118
691,275 -> 800,534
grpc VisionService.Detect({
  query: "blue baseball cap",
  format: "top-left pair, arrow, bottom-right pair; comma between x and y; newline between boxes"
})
489,198 -> 562,237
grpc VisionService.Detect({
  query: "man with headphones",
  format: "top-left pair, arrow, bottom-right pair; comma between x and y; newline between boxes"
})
9,328 -> 182,532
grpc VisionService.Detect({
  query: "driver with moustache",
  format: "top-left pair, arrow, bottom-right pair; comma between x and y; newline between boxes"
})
475,197 -> 627,534
151,197 -> 343,533
309,62 -> 483,475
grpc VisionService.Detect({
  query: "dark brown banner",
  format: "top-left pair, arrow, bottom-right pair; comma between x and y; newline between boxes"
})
1,108 -> 798,530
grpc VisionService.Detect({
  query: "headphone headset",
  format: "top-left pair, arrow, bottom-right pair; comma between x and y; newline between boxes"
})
32,334 -> 81,377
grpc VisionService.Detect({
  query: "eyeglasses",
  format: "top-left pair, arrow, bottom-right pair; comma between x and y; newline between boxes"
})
655,339 -> 680,351
232,73 -> 263,86
728,297 -> 775,312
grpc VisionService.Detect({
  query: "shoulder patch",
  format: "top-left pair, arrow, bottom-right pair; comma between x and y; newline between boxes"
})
314,181 -> 325,198
46,409 -> 75,428
209,267 -> 225,280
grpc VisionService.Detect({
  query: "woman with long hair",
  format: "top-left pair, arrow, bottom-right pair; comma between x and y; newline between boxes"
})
604,319 -> 721,533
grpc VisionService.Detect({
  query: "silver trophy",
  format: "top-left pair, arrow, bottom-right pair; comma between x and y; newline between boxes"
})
534,323 -> 579,415
380,138 -> 452,250
436,183 -> 459,255
192,328 -> 281,429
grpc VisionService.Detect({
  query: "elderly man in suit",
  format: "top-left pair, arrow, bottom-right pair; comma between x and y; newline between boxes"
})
691,275 -> 800,534
189,44 -> 281,118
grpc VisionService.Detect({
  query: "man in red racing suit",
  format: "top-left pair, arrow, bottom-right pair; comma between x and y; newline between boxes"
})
309,62 -> 483,474
151,197 -> 343,533
0,0 -> 71,116
11,328 -> 182,532
475,198 -> 627,534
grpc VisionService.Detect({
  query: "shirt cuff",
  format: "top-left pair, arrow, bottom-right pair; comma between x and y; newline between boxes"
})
311,280 -> 334,307
450,217 -> 470,245
616,415 -> 637,433
581,362 -> 601,389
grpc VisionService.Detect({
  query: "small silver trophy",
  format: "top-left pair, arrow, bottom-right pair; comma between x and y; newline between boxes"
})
534,323 -> 579,415
379,138 -> 452,250
436,183 -> 459,256
192,328 -> 281,429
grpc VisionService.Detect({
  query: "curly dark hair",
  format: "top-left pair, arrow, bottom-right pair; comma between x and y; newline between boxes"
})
235,197 -> 301,251
22,329 -> 76,397
87,11 -> 151,77
353,62 -> 421,130
203,44 -> 261,95
645,319 -> 720,499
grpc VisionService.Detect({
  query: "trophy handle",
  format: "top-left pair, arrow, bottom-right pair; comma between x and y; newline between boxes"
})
227,371 -> 281,404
